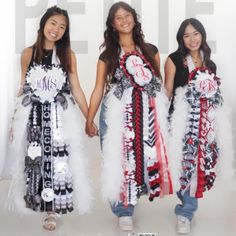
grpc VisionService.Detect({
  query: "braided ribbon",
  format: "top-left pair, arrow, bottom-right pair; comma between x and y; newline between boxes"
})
132,88 -> 146,196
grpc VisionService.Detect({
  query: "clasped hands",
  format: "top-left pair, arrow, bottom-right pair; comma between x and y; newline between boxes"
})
85,121 -> 99,137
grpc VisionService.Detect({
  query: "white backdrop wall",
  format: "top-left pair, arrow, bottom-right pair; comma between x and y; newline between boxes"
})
0,0 -> 235,176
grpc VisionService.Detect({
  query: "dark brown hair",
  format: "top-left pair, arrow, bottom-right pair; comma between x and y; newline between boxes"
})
33,6 -> 72,72
176,18 -> 216,73
100,1 -> 160,79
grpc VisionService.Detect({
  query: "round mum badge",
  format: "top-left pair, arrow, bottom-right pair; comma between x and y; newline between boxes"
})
26,65 -> 66,102
41,188 -> 54,202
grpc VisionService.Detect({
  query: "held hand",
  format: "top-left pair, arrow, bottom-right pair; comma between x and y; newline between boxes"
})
85,122 -> 99,137
92,122 -> 99,136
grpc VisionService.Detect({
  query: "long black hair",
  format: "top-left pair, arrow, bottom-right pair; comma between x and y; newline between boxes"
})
33,6 -> 72,72
176,18 -> 216,73
100,1 -> 160,78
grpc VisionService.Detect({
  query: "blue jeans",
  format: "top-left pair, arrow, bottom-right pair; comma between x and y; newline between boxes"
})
99,97 -> 108,150
99,97 -> 135,217
175,190 -> 198,221
110,202 -> 134,217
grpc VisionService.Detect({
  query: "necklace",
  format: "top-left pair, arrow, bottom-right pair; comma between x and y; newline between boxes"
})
190,53 -> 203,67
192,58 -> 203,67
43,49 -> 52,58
191,56 -> 202,68
186,51 -> 204,72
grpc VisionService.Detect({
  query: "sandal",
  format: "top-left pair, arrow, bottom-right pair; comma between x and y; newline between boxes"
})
43,212 -> 57,231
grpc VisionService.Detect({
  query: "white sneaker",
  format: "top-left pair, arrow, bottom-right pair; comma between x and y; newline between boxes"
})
177,215 -> 191,234
118,216 -> 133,231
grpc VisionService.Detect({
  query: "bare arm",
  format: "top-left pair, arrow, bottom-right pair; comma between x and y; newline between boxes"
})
69,51 -> 88,119
9,47 -> 32,141
154,51 -> 161,72
19,47 -> 32,95
85,59 -> 107,136
164,57 -> 176,100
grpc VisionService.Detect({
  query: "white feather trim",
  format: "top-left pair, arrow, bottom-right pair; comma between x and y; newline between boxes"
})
63,96 -> 93,214
7,95 -> 33,215
155,89 -> 170,153
168,87 -> 189,192
215,103 -> 234,179
101,89 -> 125,202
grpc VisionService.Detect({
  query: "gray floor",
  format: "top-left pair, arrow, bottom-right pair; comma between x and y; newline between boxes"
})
0,156 -> 235,236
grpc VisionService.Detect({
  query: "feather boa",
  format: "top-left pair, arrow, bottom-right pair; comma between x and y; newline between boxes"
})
168,87 -> 189,191
101,88 -> 124,203
215,104 -> 234,179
